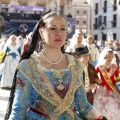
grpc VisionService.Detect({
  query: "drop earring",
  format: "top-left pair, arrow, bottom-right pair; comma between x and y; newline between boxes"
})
42,39 -> 45,49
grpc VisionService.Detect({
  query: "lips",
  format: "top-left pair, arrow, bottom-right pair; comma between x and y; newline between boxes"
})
55,37 -> 62,42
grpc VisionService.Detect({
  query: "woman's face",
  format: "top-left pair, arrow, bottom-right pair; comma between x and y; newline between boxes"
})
11,36 -> 16,43
87,37 -> 93,44
105,52 -> 114,63
40,15 -> 67,49
75,34 -> 83,44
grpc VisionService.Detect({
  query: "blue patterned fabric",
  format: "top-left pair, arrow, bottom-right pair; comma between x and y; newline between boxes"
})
9,55 -> 96,120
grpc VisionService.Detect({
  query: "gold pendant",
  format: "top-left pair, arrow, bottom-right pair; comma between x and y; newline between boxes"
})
57,84 -> 64,90
50,64 -> 54,71
57,79 -> 64,90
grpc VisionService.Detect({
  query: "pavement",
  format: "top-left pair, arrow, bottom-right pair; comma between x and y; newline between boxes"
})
0,88 -> 10,120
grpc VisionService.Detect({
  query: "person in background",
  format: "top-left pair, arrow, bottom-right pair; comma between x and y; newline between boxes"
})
8,12 -> 107,120
94,40 -> 99,50
21,32 -> 33,56
74,46 -> 102,105
93,48 -> 120,120
104,40 -> 114,50
0,34 -> 21,88
17,35 -> 24,50
65,32 -> 85,53
0,37 -> 8,51
86,35 -> 99,67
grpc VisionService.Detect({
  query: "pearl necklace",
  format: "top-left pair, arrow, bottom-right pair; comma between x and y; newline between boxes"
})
41,51 -> 63,65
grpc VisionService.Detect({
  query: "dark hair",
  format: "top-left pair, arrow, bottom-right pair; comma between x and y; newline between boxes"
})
20,12 -> 64,61
104,50 -> 113,59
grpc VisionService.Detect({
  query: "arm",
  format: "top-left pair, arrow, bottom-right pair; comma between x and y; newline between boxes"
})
9,71 -> 32,120
91,65 -> 102,84
95,47 -> 99,61
17,47 -> 21,55
74,84 -> 100,119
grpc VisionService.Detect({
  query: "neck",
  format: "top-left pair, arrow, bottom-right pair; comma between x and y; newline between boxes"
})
83,62 -> 88,66
76,43 -> 83,48
105,62 -> 111,67
41,49 -> 63,64
80,60 -> 88,65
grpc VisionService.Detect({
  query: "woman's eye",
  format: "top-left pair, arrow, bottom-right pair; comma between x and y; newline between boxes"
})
50,28 -> 56,31
61,28 -> 66,31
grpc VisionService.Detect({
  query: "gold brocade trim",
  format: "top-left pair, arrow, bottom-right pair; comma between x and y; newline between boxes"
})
17,55 -> 83,119
99,65 -> 120,96
85,107 -> 99,119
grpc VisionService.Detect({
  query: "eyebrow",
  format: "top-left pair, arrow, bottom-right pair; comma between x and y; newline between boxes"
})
50,25 -> 66,27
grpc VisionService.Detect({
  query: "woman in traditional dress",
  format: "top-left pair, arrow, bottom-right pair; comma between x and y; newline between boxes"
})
93,48 -> 120,120
0,34 -> 21,88
8,12 -> 107,120
65,32 -> 85,53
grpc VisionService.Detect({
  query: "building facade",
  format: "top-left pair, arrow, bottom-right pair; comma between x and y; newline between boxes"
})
91,0 -> 120,41
0,0 -> 91,37
72,0 -> 91,35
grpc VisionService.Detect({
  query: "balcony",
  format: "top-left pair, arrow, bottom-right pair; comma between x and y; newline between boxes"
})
111,21 -> 116,27
94,9 -> 98,15
103,7 -> 107,13
113,4 -> 117,11
93,24 -> 98,29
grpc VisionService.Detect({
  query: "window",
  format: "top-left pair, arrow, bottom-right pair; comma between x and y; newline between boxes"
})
102,34 -> 106,41
95,3 -> 98,14
83,21 -> 86,24
76,10 -> 79,14
103,16 -> 106,27
94,18 -> 98,29
113,0 -> 117,11
113,33 -> 116,40
76,20 -> 79,25
94,35 -> 98,40
83,11 -> 87,14
112,14 -> 117,27
103,1 -> 107,13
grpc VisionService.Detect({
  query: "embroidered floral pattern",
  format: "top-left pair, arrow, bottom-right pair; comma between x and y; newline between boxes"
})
17,78 -> 25,87
17,54 -> 84,119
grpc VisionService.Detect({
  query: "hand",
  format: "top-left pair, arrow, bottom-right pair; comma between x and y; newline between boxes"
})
95,79 -> 102,84
89,84 -> 96,90
97,116 -> 108,120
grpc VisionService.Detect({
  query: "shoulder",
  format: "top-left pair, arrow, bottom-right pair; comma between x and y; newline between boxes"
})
89,63 -> 95,68
112,64 -> 118,69
17,57 -> 34,70
65,53 -> 84,69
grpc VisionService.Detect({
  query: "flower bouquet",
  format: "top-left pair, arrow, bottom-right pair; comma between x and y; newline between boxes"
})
115,76 -> 120,91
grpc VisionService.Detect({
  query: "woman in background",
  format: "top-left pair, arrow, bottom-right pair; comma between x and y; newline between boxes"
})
65,32 -> 85,53
0,34 -> 21,88
93,48 -> 120,120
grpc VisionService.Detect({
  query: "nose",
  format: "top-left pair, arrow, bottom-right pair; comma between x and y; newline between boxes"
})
56,29 -> 62,36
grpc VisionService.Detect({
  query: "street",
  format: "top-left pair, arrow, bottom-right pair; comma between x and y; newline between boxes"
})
0,88 -> 10,120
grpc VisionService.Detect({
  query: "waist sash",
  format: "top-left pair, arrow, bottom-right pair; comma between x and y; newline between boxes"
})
99,65 -> 120,96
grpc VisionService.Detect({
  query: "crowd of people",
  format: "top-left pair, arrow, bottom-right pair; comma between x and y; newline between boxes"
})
0,11 -> 120,120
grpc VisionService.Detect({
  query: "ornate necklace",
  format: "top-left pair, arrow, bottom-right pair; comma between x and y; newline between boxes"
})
41,51 -> 63,68
52,71 -> 65,90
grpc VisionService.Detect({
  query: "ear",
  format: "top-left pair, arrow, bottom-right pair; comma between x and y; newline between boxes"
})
39,28 -> 44,39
